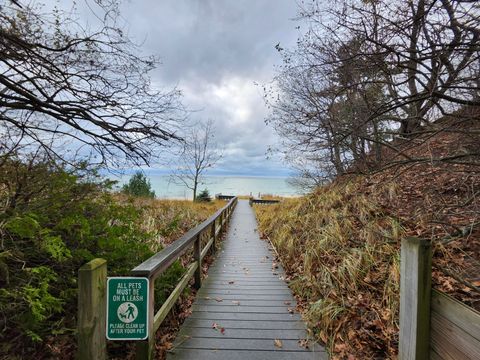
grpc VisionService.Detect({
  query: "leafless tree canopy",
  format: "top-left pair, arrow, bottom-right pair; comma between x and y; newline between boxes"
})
0,0 -> 185,167
265,0 -> 480,183
171,120 -> 222,200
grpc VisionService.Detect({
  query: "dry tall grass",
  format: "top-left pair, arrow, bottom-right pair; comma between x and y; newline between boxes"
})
255,179 -> 403,359
116,195 -> 224,249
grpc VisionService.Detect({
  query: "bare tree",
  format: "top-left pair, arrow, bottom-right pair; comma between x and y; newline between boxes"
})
0,0 -> 185,168
286,154 -> 328,192
333,0 -> 480,133
171,120 -> 222,200
265,0 -> 480,180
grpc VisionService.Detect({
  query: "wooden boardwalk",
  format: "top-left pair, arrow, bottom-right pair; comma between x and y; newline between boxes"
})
168,200 -> 327,359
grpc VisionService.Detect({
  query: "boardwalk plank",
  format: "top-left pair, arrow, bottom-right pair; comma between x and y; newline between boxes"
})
188,311 -> 298,321
167,200 -> 326,359
198,289 -> 293,296
173,337 -> 312,351
182,318 -> 307,330
192,304 -> 294,313
195,299 -> 297,306
178,328 -> 308,339
168,349 -> 327,360
196,293 -> 295,301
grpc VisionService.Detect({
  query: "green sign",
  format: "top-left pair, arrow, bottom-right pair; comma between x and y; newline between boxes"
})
106,277 -> 149,340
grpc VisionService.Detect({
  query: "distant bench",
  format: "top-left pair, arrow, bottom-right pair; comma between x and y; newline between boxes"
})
215,194 -> 235,200
249,198 -> 281,205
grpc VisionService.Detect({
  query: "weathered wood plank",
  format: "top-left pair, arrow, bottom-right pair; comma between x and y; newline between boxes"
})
135,275 -> 156,360
188,312 -> 299,321
399,237 -> 432,360
431,289 -> 480,341
178,327 -> 308,339
210,263 -> 279,268
200,237 -> 214,260
196,293 -> 295,301
210,263 -> 283,268
206,273 -> 285,278
203,285 -> 290,290
197,289 -> 293,295
207,270 -> 285,275
195,299 -> 297,306
428,349 -> 444,360
249,199 -> 281,205
430,310 -> 480,360
173,337 -> 312,351
167,200 -> 322,359
78,258 -> 107,360
194,235 -> 202,289
182,318 -> 307,330
192,305 -> 293,313
205,284 -> 291,288
211,221 -> 217,254
215,194 -> 235,200
205,278 -> 287,283
168,349 -> 325,360
153,262 -> 197,331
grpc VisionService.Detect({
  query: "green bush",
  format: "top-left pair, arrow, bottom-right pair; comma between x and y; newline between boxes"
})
122,171 -> 156,198
0,157 -> 162,354
196,188 -> 212,202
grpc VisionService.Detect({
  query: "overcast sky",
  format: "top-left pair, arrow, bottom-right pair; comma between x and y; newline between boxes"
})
114,0 -> 300,176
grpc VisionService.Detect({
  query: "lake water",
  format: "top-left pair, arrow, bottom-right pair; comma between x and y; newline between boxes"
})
113,175 -> 302,199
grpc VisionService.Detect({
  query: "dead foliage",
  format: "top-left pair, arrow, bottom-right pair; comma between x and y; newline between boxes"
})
255,119 -> 480,359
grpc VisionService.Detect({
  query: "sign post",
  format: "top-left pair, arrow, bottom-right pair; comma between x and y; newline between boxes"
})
106,277 -> 149,341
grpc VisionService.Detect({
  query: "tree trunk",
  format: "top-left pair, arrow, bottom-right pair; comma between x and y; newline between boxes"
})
373,120 -> 382,164
333,142 -> 344,175
193,174 -> 198,201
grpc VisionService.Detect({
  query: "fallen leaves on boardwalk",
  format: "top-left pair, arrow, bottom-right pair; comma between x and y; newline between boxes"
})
212,322 -> 226,335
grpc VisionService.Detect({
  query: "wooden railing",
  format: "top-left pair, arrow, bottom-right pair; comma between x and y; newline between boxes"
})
249,198 -> 280,205
215,194 -> 235,200
430,289 -> 480,359
131,196 -> 237,359
398,237 -> 480,359
77,197 -> 237,360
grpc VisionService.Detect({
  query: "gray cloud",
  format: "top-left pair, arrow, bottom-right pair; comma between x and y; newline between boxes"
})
122,1 -> 298,82
117,0 -> 300,176
45,0 -> 300,176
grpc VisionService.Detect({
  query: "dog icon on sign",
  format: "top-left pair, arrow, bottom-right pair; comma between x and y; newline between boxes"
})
117,302 -> 138,323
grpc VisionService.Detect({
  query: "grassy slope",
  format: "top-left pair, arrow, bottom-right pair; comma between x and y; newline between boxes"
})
256,182 -> 401,359
119,196 -> 224,247
255,118 -> 479,359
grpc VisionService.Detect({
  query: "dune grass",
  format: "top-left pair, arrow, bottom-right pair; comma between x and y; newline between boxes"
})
254,178 -> 403,359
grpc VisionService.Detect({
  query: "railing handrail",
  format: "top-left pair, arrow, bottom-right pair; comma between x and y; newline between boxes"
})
132,196 -> 237,279
249,198 -> 280,205
215,194 -> 235,200
131,196 -> 238,358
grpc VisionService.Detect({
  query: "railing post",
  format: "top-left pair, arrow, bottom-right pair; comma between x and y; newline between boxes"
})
211,219 -> 217,254
78,258 -> 107,360
399,237 -> 432,360
135,277 -> 155,360
194,234 -> 202,289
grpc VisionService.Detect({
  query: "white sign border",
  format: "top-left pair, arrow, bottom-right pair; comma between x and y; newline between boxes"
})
106,276 -> 150,341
